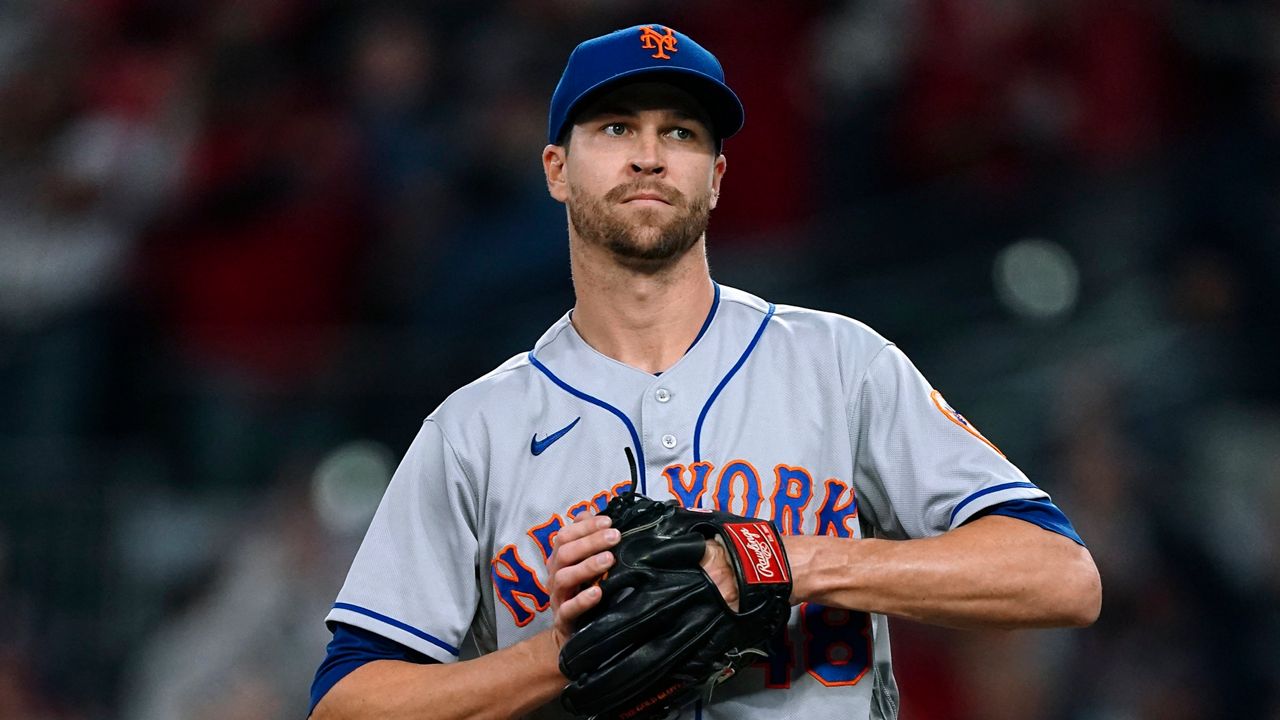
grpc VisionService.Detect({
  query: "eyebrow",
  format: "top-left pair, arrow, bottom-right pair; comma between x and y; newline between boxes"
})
580,104 -> 703,123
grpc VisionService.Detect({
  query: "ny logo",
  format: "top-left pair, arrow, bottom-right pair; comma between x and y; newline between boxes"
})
639,25 -> 678,60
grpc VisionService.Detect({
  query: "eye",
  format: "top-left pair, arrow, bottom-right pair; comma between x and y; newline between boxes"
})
669,127 -> 694,141
603,122 -> 627,137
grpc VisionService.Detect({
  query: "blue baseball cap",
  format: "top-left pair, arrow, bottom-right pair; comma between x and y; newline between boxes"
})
547,24 -> 744,147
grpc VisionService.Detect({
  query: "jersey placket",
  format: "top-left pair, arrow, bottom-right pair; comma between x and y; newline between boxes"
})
637,377 -> 698,503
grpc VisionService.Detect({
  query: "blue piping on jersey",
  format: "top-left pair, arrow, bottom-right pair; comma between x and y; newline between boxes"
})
687,282 -> 721,353
948,481 -> 1040,526
331,602 -> 460,657
529,353 -> 647,493
693,303 -> 776,462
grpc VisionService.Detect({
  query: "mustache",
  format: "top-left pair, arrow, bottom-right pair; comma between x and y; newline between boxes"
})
604,182 -> 685,205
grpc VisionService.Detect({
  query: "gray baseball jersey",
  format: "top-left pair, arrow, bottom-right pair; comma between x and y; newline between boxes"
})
327,283 -> 1049,719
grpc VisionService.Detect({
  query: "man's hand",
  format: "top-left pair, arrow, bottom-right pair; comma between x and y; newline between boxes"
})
545,511 -> 621,648
700,538 -> 739,611
559,493 -> 794,719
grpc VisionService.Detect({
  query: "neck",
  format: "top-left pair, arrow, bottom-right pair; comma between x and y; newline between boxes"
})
569,233 -> 715,375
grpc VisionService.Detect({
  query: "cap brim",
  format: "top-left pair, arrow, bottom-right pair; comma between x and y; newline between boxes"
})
555,66 -> 744,146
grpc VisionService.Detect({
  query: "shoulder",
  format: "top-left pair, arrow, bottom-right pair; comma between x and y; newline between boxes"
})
718,284 -> 893,362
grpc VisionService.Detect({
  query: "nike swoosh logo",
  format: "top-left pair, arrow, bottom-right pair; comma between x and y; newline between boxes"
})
531,417 -> 581,456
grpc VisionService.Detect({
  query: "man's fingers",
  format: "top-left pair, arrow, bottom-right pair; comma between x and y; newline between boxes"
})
557,584 -> 604,626
554,551 -> 614,598
701,539 -> 740,611
552,581 -> 604,650
548,516 -> 620,621
552,513 -> 611,548
550,522 -> 620,571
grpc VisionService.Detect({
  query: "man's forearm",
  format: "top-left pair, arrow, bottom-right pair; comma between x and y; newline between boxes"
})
312,630 -> 565,720
784,515 -> 1101,629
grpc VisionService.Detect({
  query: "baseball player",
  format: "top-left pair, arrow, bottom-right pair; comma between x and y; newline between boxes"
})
309,24 -> 1100,719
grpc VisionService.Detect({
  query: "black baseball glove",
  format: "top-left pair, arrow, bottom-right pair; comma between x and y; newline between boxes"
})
559,492 -> 793,719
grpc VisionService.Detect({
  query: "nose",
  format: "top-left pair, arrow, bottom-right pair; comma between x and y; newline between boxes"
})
629,132 -> 665,176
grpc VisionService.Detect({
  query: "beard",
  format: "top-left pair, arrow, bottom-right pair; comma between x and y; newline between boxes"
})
568,180 -> 712,274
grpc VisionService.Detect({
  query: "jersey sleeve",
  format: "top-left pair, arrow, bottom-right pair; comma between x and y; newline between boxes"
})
967,497 -> 1085,545
325,418 -> 480,664
309,623 -> 437,716
850,345 -> 1050,539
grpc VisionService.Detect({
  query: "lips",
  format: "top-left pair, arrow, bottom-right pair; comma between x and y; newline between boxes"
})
622,191 -> 673,205
622,189 -> 680,206
607,182 -> 681,206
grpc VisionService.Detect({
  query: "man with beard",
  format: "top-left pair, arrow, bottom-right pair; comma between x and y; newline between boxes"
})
309,25 -> 1100,720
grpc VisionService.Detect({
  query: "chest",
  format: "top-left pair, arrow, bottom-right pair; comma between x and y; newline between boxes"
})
478,354 -> 859,562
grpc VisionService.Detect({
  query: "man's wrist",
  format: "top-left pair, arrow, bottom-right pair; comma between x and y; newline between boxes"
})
781,534 -> 878,607
536,628 -> 570,680
781,534 -> 816,605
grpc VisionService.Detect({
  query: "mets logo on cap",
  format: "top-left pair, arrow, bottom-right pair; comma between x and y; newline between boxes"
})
639,25 -> 678,59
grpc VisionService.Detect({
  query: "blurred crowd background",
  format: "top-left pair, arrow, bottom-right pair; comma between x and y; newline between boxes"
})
1,0 -> 1277,718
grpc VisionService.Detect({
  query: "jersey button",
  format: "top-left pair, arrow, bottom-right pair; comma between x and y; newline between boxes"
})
655,388 -> 671,403
661,434 -> 677,449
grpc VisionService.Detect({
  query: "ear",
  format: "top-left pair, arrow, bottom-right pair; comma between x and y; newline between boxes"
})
709,153 -> 727,210
543,144 -> 569,203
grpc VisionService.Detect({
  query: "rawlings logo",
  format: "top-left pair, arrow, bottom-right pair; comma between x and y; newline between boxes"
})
725,522 -> 790,585
639,25 -> 678,59
738,526 -> 777,579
